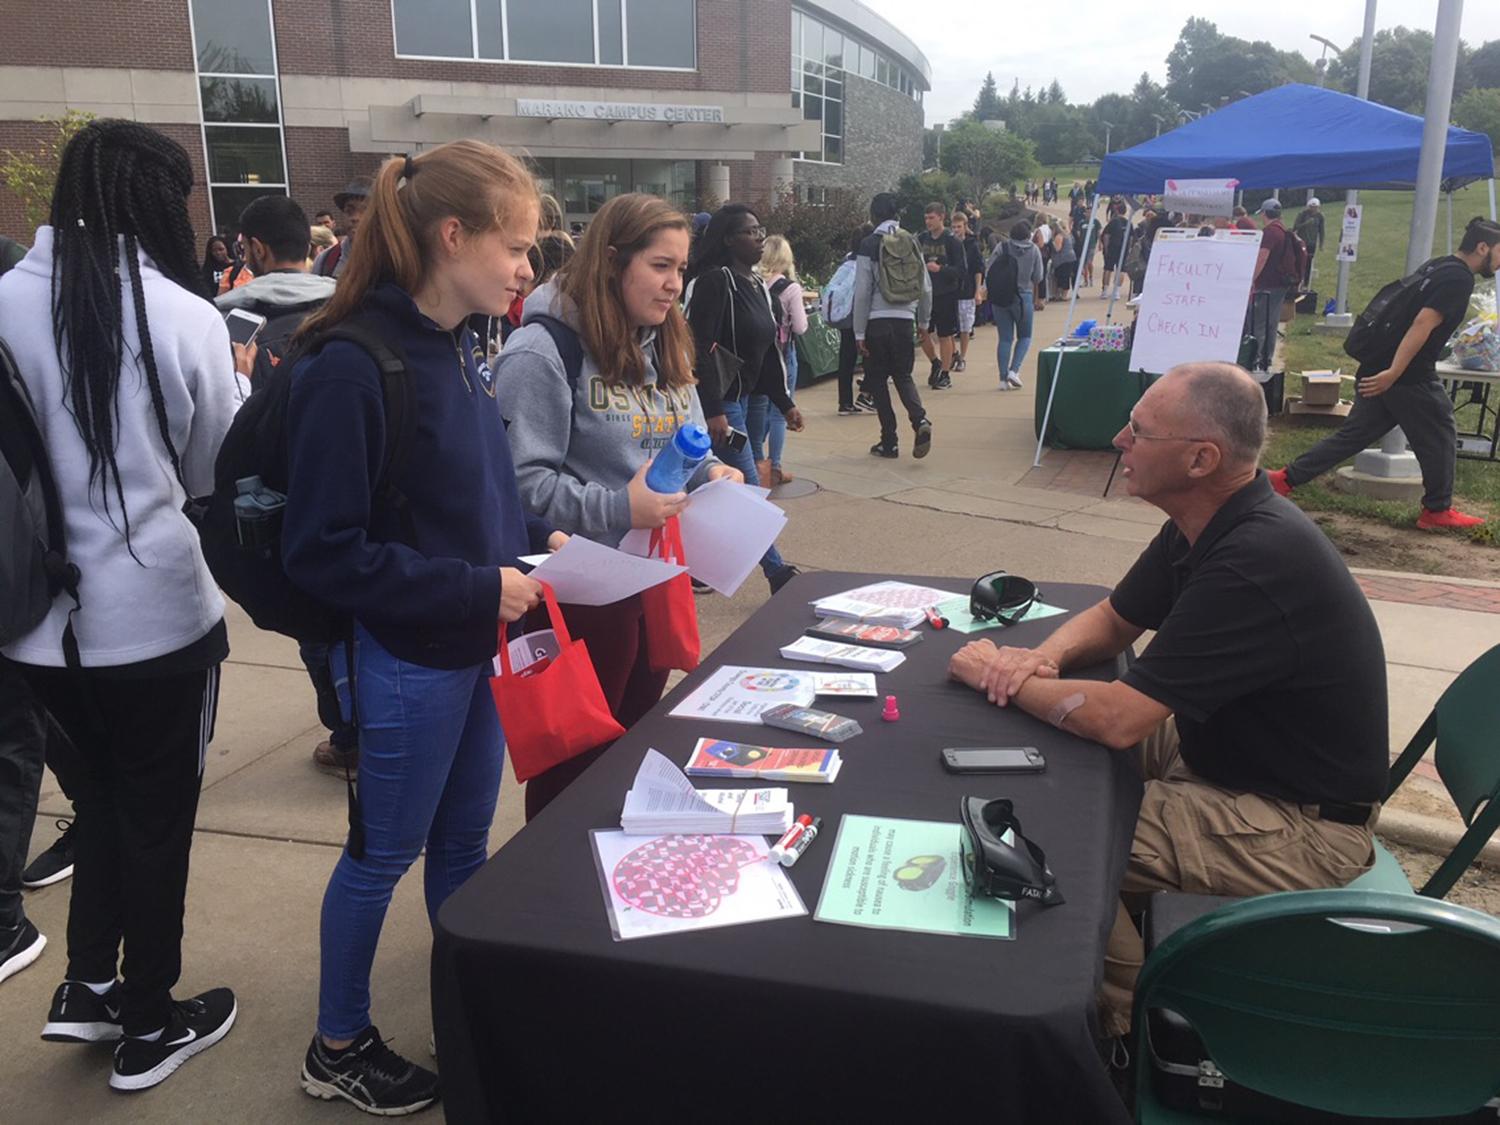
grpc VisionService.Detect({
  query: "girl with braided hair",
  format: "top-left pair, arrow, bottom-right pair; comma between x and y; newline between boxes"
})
0,120 -> 252,1091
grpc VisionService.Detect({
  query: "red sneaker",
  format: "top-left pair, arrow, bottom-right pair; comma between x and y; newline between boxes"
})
1416,507 -> 1485,531
1266,467 -> 1293,497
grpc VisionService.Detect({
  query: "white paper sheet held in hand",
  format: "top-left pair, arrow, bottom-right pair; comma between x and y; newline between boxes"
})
523,535 -> 683,606
620,478 -> 787,597
621,749 -> 794,835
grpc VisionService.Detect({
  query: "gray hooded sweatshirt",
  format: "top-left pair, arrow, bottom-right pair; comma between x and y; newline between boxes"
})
495,280 -> 719,548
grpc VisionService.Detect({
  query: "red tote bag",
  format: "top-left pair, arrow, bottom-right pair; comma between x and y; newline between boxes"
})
490,581 -> 625,783
640,516 -> 701,674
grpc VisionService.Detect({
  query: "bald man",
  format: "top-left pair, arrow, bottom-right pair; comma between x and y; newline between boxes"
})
949,363 -> 1387,1039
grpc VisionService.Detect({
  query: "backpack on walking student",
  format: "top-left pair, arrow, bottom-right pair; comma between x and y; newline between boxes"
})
876,227 -> 925,304
822,256 -> 857,329
0,339 -> 82,662
192,313 -> 415,643
1344,257 -> 1473,366
985,246 -> 1022,312
1278,228 -> 1309,291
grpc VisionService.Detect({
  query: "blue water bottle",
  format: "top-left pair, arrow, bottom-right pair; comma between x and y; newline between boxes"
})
645,424 -> 712,493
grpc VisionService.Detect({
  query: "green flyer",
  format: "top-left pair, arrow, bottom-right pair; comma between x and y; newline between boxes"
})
814,815 -> 1014,940
933,595 -> 1069,635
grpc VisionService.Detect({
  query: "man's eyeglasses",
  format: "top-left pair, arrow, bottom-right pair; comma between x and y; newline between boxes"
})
1125,417 -> 1211,444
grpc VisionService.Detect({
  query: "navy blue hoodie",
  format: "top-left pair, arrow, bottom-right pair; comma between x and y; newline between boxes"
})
282,283 -> 552,669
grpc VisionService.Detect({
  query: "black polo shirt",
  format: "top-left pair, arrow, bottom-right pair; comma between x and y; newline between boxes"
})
1110,473 -> 1389,805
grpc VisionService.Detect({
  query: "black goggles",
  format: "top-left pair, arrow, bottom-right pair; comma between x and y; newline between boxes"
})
959,797 -> 1065,906
969,571 -> 1039,626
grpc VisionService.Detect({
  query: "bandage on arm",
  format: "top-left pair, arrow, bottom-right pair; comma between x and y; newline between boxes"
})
1046,692 -> 1086,730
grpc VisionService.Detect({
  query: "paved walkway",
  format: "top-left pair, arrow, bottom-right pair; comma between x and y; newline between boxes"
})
3,279 -> 1496,1122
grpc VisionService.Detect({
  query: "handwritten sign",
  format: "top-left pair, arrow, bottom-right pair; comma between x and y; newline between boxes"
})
1127,229 -> 1261,375
1337,203 -> 1363,263
1164,178 -> 1239,218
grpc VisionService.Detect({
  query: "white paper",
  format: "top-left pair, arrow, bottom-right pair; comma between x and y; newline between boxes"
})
524,534 -> 684,606
813,580 -> 954,611
619,477 -> 788,596
668,666 -> 816,724
779,636 -> 906,673
1338,203 -> 1363,263
517,554 -> 549,568
591,829 -> 807,941
811,672 -> 879,697
1163,177 -> 1238,218
620,749 -> 791,834
1127,229 -> 1261,376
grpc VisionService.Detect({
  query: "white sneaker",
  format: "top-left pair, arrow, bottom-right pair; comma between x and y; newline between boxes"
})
1006,371 -> 1024,388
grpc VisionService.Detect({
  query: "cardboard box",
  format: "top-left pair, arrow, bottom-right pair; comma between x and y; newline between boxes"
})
1301,370 -> 1343,406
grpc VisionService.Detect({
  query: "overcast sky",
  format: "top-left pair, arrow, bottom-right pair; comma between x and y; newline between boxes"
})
854,1 -> 1500,127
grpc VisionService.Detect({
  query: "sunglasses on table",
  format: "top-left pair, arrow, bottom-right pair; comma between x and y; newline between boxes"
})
959,797 -> 1064,905
969,571 -> 1040,626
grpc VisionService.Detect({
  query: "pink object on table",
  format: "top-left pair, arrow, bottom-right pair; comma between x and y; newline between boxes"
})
881,695 -> 900,722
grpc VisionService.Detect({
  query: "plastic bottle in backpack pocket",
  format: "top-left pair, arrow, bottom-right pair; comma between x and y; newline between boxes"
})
645,424 -> 711,493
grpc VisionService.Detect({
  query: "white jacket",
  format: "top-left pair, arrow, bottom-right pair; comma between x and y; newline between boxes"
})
0,227 -> 247,667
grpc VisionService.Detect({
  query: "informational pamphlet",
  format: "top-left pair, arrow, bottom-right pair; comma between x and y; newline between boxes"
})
810,581 -> 957,629
780,636 -> 906,673
814,815 -> 1014,940
621,749 -> 793,835
668,666 -> 815,724
686,738 -> 842,783
591,830 -> 807,941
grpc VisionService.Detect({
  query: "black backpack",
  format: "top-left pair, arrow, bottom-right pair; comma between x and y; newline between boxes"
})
0,339 -> 82,665
986,246 -> 1022,311
193,311 -> 414,644
1345,258 -> 1471,366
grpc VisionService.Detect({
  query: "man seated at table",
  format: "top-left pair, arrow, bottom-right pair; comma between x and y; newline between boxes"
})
948,361 -> 1387,1040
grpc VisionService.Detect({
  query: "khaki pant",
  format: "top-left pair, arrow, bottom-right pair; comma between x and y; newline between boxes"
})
1099,720 -> 1376,1038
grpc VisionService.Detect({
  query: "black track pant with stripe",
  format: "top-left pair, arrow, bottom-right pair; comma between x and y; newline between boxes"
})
15,659 -> 220,1036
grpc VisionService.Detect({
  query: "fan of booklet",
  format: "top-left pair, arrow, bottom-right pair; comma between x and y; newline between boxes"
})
621,749 -> 794,835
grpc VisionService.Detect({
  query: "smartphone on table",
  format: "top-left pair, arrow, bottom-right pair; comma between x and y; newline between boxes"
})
940,747 -> 1047,774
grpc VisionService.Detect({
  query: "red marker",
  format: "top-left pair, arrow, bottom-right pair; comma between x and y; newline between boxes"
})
923,605 -> 948,630
770,814 -> 813,862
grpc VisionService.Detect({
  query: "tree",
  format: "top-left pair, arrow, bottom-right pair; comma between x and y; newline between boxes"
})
973,72 -> 1002,122
0,110 -> 95,233
1165,17 -> 1222,107
1164,17 -> 1303,110
1044,80 -> 1066,106
1473,40 -> 1500,89
1454,87 -> 1500,157
1326,27 -> 1474,112
938,120 -> 1037,197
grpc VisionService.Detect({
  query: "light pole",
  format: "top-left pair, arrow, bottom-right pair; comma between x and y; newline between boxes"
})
1102,120 -> 1115,155
1309,33 -> 1340,88
1328,0 -> 1377,328
1150,113 -> 1165,137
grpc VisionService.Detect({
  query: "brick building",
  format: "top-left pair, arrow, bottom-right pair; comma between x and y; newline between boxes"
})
0,0 -> 929,241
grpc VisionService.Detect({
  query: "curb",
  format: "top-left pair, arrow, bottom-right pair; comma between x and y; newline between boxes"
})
1375,804 -> 1500,873
1350,566 -> 1500,591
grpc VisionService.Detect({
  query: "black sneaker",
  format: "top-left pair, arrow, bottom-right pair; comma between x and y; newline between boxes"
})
767,564 -> 800,596
0,919 -> 46,985
953,355 -> 966,373
301,1025 -> 440,1116
855,392 -> 877,412
690,578 -> 712,595
913,419 -> 933,460
42,979 -> 123,1042
869,442 -> 898,459
110,987 -> 237,1091
928,357 -> 942,385
22,819 -> 75,888
837,405 -> 860,416
933,371 -> 953,390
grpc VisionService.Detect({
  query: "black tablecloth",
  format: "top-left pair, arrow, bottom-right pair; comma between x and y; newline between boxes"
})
433,573 -> 1142,1123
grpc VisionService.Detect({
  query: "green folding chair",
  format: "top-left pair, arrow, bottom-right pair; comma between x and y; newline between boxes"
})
1349,643 -> 1500,898
1134,889 -> 1500,1122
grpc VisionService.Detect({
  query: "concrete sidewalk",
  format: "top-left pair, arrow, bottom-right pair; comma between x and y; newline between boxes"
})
4,298 -> 1495,1122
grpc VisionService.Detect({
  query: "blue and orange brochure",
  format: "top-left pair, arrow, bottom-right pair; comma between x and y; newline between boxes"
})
685,738 -> 842,784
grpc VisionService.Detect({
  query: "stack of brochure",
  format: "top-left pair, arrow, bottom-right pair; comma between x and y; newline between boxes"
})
686,738 -> 843,783
780,636 -> 906,673
622,749 -> 794,835
808,580 -> 955,629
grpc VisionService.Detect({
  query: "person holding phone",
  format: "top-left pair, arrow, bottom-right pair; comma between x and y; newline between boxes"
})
683,204 -> 802,594
281,140 -> 556,1115
498,193 -> 744,817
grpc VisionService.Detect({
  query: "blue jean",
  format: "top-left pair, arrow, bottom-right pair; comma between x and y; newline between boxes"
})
298,641 -> 358,750
717,397 -> 786,577
993,292 -> 1035,378
747,347 -> 796,468
318,622 -> 503,1040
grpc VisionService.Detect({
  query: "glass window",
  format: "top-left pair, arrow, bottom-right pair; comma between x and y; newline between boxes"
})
562,161 -> 627,215
476,0 -> 505,58
598,0 -> 623,65
204,125 -> 285,184
861,46 -> 876,80
792,9 -> 802,57
211,186 -> 287,235
191,0 -> 276,74
824,99 -> 842,138
199,76 -> 278,123
824,29 -> 842,71
825,74 -> 842,103
803,94 -> 822,125
509,0 -> 593,63
876,56 -> 888,85
626,0 -> 694,67
823,134 -> 842,164
801,18 -> 822,65
392,0 -> 473,58
802,71 -> 822,99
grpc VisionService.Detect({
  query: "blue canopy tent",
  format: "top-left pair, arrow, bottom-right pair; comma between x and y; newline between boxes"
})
1097,83 -> 1494,193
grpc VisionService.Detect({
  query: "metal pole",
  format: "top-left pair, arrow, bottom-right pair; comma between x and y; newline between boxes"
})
1447,190 -> 1454,255
1330,0 -> 1378,325
1033,196 -> 1103,467
1367,0 -> 1462,468
1490,178 -> 1497,221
